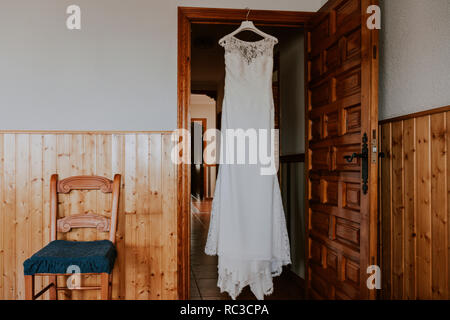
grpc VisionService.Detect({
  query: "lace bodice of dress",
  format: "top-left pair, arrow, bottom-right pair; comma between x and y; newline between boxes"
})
219,36 -> 276,65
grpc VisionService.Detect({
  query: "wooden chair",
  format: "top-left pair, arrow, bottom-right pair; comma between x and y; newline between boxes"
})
24,174 -> 121,300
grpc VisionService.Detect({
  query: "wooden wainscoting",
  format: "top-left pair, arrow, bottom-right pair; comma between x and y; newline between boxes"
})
0,132 -> 177,300
379,106 -> 450,299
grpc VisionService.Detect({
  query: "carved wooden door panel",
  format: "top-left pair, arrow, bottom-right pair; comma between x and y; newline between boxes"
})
305,0 -> 379,299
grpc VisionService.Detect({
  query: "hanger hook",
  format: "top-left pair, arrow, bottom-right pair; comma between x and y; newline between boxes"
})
245,7 -> 251,21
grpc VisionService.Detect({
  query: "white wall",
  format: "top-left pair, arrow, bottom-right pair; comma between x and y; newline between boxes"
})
379,0 -> 450,120
2,0 -> 449,127
191,94 -> 216,131
0,0 -> 321,131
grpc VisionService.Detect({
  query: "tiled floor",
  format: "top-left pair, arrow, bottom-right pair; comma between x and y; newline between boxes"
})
190,199 -> 305,300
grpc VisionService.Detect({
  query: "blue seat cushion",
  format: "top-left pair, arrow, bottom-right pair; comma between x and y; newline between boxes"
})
23,240 -> 116,275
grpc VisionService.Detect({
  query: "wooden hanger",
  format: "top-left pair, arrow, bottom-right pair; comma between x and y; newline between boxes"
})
219,8 -> 279,45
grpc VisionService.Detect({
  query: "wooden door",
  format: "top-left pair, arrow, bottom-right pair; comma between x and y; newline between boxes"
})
305,0 -> 379,299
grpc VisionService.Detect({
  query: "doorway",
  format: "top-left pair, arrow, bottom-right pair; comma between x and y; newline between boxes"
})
189,22 -> 308,300
177,7 -> 314,300
191,117 -> 207,200
178,1 -> 379,300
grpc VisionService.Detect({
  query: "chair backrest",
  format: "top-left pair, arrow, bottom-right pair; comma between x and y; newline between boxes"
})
50,174 -> 121,243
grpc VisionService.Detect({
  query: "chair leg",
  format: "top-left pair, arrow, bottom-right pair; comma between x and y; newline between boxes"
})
101,273 -> 110,300
49,275 -> 57,300
25,275 -> 34,300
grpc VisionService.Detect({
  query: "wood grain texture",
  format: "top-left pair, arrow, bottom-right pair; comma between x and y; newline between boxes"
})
391,121 -> 404,299
403,118 -> 416,299
379,109 -> 450,299
178,7 -> 315,27
430,113 -> 448,299
304,0 -> 379,300
380,123 -> 392,299
0,132 -> 177,300
415,116 -> 432,300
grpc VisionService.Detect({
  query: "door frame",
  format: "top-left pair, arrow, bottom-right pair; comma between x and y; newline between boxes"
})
177,6 -> 315,299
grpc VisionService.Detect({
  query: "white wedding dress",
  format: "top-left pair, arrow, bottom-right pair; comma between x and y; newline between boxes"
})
204,35 -> 291,300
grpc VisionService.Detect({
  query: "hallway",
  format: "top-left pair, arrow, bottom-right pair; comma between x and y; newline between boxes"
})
190,199 -> 305,300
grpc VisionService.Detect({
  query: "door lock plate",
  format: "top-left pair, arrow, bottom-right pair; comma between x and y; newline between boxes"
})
372,139 -> 377,164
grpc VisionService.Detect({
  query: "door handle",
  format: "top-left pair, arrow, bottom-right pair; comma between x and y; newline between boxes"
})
343,133 -> 369,195
343,152 -> 367,163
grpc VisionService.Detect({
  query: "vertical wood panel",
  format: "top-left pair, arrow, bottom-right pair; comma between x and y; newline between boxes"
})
112,134 -> 126,299
380,123 -> 392,299
391,122 -> 404,299
96,134 -> 112,299
3,134 -> 16,299
68,134 -> 83,300
97,135 -> 112,220
447,112 -> 450,299
56,135 -> 71,260
16,134 -> 30,300
161,134 -> 177,299
42,134 -> 57,300
416,116 -> 432,299
135,134 -> 149,299
30,135 -> 43,299
381,108 -> 450,300
149,134 -> 162,299
430,113 -> 448,299
124,134 -> 137,299
83,134 -> 99,300
403,118 -> 416,299
0,132 -> 177,300
0,135 -> 4,297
